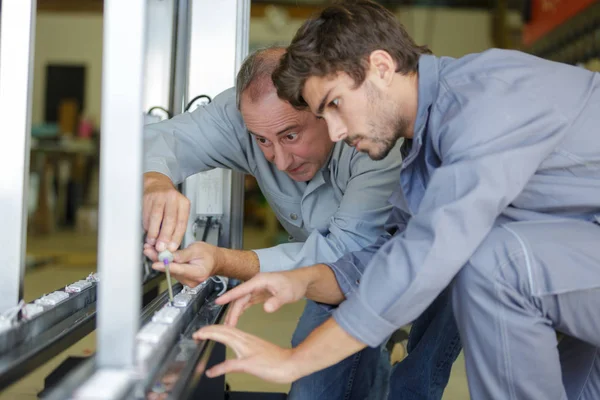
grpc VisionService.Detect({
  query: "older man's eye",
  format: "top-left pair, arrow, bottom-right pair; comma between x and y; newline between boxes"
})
285,133 -> 298,141
257,137 -> 270,145
330,98 -> 339,107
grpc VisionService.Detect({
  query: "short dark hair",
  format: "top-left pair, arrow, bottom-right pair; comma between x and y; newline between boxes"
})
273,0 -> 430,109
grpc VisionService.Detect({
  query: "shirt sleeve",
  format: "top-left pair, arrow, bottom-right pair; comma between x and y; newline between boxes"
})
143,87 -> 257,184
333,78 -> 573,347
254,148 -> 403,273
326,202 -> 410,297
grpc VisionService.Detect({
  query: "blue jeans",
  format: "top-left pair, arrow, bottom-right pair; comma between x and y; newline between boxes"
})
388,288 -> 462,400
288,300 -> 390,400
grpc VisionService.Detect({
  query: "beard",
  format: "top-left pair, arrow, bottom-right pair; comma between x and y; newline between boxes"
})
344,103 -> 410,161
345,83 -> 410,160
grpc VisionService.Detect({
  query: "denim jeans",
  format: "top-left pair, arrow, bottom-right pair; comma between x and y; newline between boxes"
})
388,288 -> 462,400
288,300 -> 390,400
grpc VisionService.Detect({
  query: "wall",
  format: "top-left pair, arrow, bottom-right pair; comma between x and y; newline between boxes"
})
30,7 -> 497,125
396,7 -> 494,58
249,6 -> 496,57
32,13 -> 103,125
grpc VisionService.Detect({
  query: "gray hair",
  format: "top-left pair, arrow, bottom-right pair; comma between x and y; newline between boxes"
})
235,46 -> 286,110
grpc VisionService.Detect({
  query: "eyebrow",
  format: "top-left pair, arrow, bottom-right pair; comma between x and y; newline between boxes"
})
316,89 -> 333,116
248,124 -> 299,138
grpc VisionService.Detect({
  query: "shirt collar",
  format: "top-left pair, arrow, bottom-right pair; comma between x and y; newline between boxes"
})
414,54 -> 439,141
400,54 -> 440,160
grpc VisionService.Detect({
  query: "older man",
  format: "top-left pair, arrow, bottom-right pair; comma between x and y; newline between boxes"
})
142,47 -> 400,400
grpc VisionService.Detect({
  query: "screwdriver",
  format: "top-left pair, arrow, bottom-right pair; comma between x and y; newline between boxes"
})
158,250 -> 175,304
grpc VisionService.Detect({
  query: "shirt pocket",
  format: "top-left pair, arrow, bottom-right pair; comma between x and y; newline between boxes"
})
262,189 -> 305,234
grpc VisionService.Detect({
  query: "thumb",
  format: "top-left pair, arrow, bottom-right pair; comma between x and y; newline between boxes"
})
172,245 -> 200,263
168,262 -> 210,280
205,358 -> 248,378
264,297 -> 283,313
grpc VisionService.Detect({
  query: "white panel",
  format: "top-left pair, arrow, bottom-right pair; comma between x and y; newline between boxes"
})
97,0 -> 146,368
0,0 -> 36,313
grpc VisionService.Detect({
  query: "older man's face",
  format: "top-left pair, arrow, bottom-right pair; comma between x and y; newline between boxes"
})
241,91 -> 334,182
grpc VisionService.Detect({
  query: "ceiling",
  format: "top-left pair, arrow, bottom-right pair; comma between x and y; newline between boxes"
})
34,0 -> 528,13
252,0 -> 528,11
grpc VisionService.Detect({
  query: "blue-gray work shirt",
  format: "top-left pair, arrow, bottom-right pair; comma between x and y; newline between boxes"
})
143,88 -> 403,272
329,49 -> 600,347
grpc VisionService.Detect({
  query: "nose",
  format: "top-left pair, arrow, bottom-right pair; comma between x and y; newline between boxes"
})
273,145 -> 293,171
326,115 -> 347,142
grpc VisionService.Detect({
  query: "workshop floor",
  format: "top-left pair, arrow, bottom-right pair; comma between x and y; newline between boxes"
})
0,228 -> 470,399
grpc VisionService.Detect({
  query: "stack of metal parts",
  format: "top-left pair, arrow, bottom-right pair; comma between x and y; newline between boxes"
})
0,271 -> 166,391
45,279 -> 229,400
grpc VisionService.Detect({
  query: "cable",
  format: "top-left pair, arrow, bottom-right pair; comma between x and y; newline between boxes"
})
201,216 -> 213,242
147,106 -> 173,120
185,94 -> 212,112
210,276 -> 228,296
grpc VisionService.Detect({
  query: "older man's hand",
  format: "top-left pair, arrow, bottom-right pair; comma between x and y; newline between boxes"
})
146,241 -> 219,287
143,172 -> 190,253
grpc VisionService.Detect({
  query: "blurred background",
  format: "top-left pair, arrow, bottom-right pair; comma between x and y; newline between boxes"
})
3,0 -> 599,398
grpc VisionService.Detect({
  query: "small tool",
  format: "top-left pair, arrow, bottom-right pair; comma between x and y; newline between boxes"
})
158,250 -> 175,304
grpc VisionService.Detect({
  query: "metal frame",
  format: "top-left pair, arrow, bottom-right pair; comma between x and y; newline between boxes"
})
144,0 -> 177,113
0,0 -> 37,314
0,0 -> 249,396
183,0 -> 249,250
170,0 -> 192,116
0,275 -> 163,391
230,0 -> 251,251
96,0 -> 147,369
43,280 -> 228,400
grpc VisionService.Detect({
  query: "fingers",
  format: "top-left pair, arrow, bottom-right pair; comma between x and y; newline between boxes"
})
193,325 -> 296,384
143,244 -> 158,262
214,276 -> 269,305
224,294 -> 252,327
171,198 -> 190,252
264,297 -> 283,313
205,359 -> 247,378
146,200 -> 164,246
142,197 -> 152,234
193,325 -> 249,358
156,199 -> 178,252
144,186 -> 190,252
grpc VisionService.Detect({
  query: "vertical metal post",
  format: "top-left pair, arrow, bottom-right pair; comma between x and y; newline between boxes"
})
184,0 -> 249,249
144,0 -> 177,112
0,0 -> 37,313
170,0 -> 191,116
230,0 -> 251,250
97,0 -> 146,368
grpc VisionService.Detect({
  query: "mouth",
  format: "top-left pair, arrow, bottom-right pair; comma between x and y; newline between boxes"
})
288,164 -> 305,174
345,136 -> 362,148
